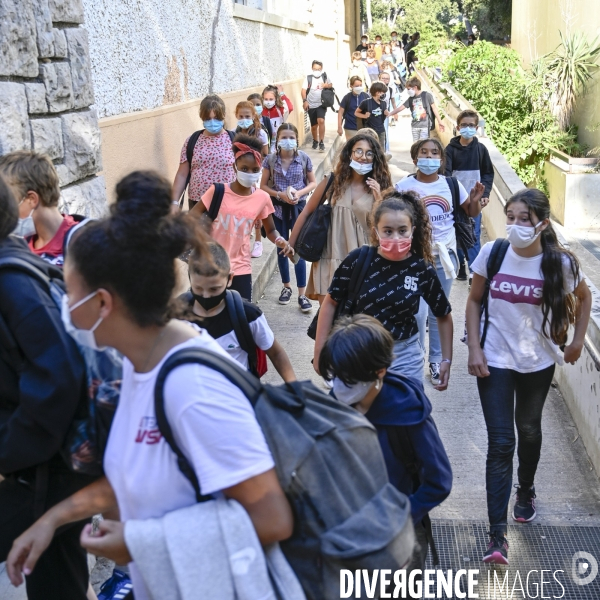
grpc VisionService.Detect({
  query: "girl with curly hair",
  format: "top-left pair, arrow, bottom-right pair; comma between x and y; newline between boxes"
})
312,189 -> 454,385
289,133 -> 392,302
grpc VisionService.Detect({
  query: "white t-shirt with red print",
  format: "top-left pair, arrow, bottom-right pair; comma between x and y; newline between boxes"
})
180,130 -> 236,204
263,97 -> 291,152
471,242 -> 579,373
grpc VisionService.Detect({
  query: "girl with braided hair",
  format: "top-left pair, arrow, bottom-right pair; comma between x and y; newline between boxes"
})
313,189 -> 454,386
191,134 -> 292,301
290,133 -> 392,303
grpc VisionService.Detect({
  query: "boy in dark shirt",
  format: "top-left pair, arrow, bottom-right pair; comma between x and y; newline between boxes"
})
184,241 -> 296,382
355,81 -> 390,153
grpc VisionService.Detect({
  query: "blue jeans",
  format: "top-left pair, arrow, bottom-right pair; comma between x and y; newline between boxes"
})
417,250 -> 457,363
387,334 -> 424,382
477,365 -> 555,534
272,215 -> 306,289
458,213 -> 482,269
384,117 -> 390,151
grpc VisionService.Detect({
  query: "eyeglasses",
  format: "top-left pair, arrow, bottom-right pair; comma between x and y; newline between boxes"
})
352,149 -> 375,160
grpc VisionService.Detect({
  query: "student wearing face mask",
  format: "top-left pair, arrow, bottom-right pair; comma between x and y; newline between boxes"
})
347,52 -> 370,92
0,174 -> 98,600
363,48 -> 381,85
234,101 -> 269,156
444,110 -> 494,284
290,134 -> 391,303
395,138 -> 484,384
301,61 -> 333,153
246,93 -> 274,148
261,124 -> 317,311
356,35 -> 369,53
388,76 -> 445,141
190,135 -> 293,301
172,95 -> 236,211
262,85 -> 291,153
355,81 -> 390,154
0,152 -> 79,267
338,76 -> 370,140
373,35 -> 384,60
319,314 -> 452,574
466,189 -> 591,566
313,192 -> 453,385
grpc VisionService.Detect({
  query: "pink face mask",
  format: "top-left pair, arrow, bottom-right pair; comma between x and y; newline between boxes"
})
378,234 -> 412,261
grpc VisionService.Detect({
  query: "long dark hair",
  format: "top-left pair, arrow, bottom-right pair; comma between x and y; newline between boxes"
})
371,190 -> 433,264
69,171 -> 212,327
505,188 -> 580,345
331,133 -> 392,207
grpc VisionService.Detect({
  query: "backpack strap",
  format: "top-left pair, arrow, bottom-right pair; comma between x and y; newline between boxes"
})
385,425 -> 440,566
154,347 -> 262,502
265,153 -> 278,190
206,183 -> 226,222
306,74 -> 313,95
262,116 -> 273,143
225,290 -> 259,377
447,176 -> 460,217
480,238 -> 510,348
298,151 -> 309,183
178,130 -> 203,207
226,129 -> 236,142
63,218 -> 93,261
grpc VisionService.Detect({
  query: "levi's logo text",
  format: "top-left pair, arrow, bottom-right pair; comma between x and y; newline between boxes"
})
490,274 -> 543,305
135,416 -> 162,445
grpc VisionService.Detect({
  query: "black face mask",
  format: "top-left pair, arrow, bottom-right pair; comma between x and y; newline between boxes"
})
193,288 -> 227,311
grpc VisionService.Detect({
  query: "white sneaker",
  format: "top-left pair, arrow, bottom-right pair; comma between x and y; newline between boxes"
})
251,241 -> 263,258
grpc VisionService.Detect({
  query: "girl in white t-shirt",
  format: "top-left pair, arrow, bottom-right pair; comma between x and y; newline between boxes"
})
6,171 -> 293,600
466,188 -> 591,566
395,138 -> 484,383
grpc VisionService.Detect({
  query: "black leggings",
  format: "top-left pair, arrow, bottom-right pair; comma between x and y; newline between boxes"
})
477,364 -> 555,533
230,274 -> 252,302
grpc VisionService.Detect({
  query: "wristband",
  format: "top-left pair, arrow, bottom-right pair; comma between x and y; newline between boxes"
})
441,359 -> 452,365
171,201 -> 180,206
275,236 -> 285,244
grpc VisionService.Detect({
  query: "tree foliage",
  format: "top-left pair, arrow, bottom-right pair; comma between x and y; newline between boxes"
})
457,0 -> 512,40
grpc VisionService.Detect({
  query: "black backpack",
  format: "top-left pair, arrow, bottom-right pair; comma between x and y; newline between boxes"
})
261,115 -> 273,144
480,238 -> 510,348
154,349 -> 415,599
307,73 -> 340,112
179,130 -> 236,207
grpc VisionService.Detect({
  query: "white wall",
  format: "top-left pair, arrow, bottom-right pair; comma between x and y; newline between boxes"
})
82,0 -> 348,119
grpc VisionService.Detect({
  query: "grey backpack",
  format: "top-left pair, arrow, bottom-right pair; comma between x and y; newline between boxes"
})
154,348 -> 415,600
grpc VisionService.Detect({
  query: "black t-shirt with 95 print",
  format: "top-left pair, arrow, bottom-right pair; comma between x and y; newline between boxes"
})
328,248 -> 452,340
358,98 -> 388,133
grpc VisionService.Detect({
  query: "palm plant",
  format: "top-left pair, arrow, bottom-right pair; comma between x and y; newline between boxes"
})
543,31 -> 600,130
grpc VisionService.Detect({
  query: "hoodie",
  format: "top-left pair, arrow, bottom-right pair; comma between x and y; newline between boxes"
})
365,372 -> 452,524
444,135 -> 494,198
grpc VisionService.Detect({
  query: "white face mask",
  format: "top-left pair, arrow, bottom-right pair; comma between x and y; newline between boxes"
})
505,223 -> 543,248
263,99 -> 275,109
13,209 -> 36,238
349,159 -> 373,176
61,291 -> 105,351
333,378 -> 381,406
236,170 -> 261,188
312,70 -> 323,78
352,86 -> 363,94
407,89 -> 416,97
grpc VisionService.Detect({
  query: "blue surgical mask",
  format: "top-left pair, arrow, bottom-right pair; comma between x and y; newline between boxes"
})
204,119 -> 224,134
417,158 -> 441,175
254,105 -> 263,116
459,126 -> 477,139
237,118 -> 253,129
278,139 -> 297,151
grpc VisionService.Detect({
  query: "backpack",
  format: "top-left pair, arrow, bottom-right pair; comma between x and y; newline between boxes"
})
460,238 -> 510,348
154,349 -> 415,599
179,130 -> 236,207
203,183 -> 227,222
307,73 -> 340,112
261,115 -> 273,145
0,255 -> 122,477
307,244 -> 376,340
62,216 -> 93,261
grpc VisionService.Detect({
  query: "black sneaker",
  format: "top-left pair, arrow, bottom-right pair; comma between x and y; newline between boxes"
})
483,531 -> 509,565
319,141 -> 325,153
312,139 -> 319,150
513,485 -> 537,523
429,362 -> 440,382
278,287 -> 292,305
456,262 -> 467,281
298,295 -> 313,312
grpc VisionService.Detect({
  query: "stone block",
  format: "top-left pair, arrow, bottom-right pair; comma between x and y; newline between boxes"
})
53,28 -> 67,58
55,163 -> 70,187
65,28 -> 94,109
40,62 -> 74,113
30,118 -> 64,160
0,83 -> 31,153
60,176 -> 107,218
48,0 -> 84,24
24,82 -> 48,114
0,0 -> 38,77
32,0 -> 54,57
60,109 -> 102,184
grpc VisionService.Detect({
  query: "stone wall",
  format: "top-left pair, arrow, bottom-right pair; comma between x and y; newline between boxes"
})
0,0 -> 106,217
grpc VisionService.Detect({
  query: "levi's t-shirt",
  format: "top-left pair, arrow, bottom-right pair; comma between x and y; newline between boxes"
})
328,248 -> 451,340
202,184 -> 274,276
471,242 -> 579,373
